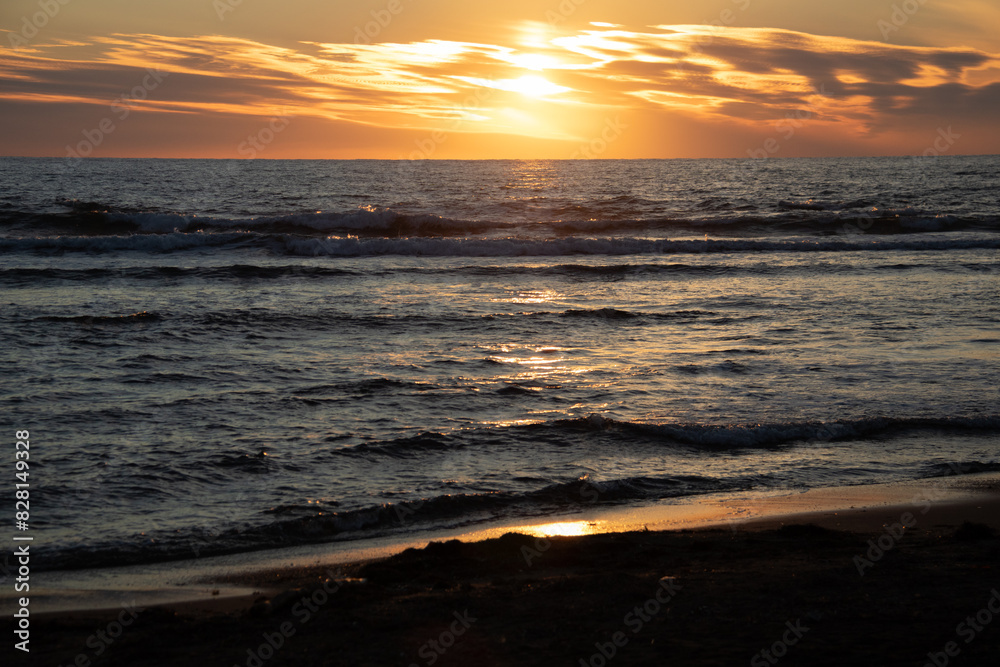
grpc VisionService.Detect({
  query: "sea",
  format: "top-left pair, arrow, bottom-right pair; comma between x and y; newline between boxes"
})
1,156 -> 998,572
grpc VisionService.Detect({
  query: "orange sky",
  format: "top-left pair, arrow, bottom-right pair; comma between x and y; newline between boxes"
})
2,0 -> 999,158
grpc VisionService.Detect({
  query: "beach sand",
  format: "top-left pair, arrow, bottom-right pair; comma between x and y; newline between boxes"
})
8,475 -> 1000,666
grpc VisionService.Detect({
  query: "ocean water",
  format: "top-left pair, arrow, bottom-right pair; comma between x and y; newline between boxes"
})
1,156 -> 998,571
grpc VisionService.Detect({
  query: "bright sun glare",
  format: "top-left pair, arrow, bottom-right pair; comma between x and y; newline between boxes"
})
502,74 -> 570,97
508,53 -> 559,71
527,521 -> 601,537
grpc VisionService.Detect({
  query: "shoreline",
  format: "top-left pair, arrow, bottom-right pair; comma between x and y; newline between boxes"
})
8,474 -> 1000,666
9,472 -> 999,618
6,474 -> 1000,665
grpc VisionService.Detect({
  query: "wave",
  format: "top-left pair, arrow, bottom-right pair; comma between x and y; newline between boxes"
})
4,261 -> 995,289
35,311 -> 162,325
22,307 -> 725,333
13,265 -> 357,280
4,233 -> 1000,257
329,414 -> 1000,458
334,433 -> 455,459
32,471 -> 741,571
922,461 -> 1000,477
2,202 -> 997,238
29,413 -> 999,571
31,433 -> 1000,571
0,204 -> 500,237
536,413 -> 1000,450
561,307 -> 639,320
299,378 -> 440,395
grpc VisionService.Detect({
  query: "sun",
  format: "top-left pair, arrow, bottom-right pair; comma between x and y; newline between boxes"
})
452,73 -> 572,98
502,75 -> 571,98
506,53 -> 560,71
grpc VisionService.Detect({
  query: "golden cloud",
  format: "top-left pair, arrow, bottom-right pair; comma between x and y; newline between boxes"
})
1,25 -> 997,145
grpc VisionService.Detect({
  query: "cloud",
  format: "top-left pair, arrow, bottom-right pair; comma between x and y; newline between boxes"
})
556,26 -> 999,130
1,24 -> 997,157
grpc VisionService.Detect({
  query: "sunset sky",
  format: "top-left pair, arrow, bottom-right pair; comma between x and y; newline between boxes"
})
2,0 -> 999,159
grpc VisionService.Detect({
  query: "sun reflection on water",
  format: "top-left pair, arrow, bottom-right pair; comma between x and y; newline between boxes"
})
524,521 -> 603,537
493,288 -> 561,305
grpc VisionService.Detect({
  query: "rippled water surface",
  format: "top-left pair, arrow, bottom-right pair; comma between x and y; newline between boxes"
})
1,157 -> 997,569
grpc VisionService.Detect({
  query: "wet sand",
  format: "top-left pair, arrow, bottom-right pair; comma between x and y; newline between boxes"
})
7,476 -> 1000,666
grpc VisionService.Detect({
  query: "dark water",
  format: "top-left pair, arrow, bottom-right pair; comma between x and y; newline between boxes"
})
1,156 -> 997,570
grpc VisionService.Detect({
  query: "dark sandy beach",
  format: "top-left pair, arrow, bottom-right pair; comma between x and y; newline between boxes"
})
9,480 -> 1000,667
